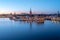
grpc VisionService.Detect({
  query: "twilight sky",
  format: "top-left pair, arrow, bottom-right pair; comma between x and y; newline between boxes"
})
0,0 -> 60,14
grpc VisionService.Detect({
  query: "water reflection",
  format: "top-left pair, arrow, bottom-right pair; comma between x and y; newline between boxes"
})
9,18 -> 60,27
10,18 -> 45,29
30,21 -> 32,29
36,22 -> 44,24
52,20 -> 60,23
0,18 -> 60,40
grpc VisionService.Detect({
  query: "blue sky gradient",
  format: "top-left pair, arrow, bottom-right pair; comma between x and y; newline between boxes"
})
0,0 -> 60,14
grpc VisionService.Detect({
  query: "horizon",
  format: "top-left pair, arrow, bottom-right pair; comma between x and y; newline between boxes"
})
0,0 -> 60,14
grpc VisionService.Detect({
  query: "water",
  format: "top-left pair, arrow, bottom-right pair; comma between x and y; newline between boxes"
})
0,18 -> 60,40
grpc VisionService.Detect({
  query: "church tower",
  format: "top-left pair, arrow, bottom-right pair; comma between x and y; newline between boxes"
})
30,8 -> 32,17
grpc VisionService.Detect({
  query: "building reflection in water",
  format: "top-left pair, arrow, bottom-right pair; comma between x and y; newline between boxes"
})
26,21 -> 33,29
35,21 -> 44,26
10,18 -> 45,29
36,22 -> 44,24
30,21 -> 32,29
52,20 -> 60,23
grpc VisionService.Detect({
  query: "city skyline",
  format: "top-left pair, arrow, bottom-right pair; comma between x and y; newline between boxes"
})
0,0 -> 60,14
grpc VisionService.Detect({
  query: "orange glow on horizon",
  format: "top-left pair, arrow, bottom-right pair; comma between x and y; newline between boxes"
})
0,10 -> 45,14
0,10 -> 22,14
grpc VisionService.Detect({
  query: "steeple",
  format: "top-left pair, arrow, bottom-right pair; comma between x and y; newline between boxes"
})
30,8 -> 32,16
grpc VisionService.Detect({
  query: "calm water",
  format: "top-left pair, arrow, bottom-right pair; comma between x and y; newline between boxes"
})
0,18 -> 60,40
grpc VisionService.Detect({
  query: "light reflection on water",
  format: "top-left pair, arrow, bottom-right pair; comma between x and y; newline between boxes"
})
0,18 -> 60,40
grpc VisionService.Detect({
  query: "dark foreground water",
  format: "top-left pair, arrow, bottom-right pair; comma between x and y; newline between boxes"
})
0,18 -> 60,40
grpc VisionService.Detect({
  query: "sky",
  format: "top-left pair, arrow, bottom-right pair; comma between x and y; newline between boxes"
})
0,0 -> 60,14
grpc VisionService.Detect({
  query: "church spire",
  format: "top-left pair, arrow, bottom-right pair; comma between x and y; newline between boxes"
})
30,8 -> 32,16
